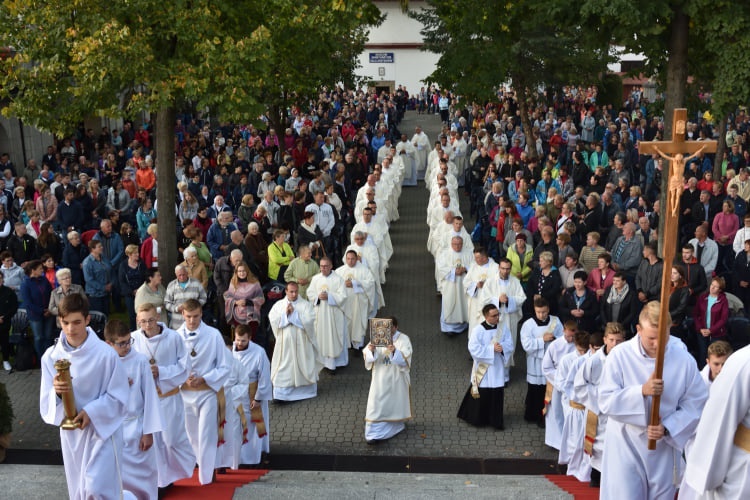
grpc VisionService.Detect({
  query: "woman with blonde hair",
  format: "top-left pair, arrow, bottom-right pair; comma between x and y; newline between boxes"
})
179,189 -> 199,225
224,261 -> 265,335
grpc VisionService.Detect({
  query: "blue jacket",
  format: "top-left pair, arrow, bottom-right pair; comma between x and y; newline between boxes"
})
92,231 -> 124,268
516,201 -> 535,228
82,255 -> 112,297
207,222 -> 238,261
20,275 -> 53,321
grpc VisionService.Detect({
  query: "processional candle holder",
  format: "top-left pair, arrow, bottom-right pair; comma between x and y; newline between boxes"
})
54,359 -> 81,430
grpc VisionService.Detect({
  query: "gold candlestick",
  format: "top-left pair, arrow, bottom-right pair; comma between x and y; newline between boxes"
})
54,359 -> 81,430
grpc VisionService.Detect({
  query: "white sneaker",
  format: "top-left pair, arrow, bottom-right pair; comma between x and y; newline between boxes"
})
2,361 -> 10,371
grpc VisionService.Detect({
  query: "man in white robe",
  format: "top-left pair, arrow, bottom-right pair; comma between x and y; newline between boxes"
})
346,231 -> 385,312
411,126 -> 431,180
456,304 -> 514,429
428,210 -> 455,257
437,236 -> 474,334
441,215 -> 473,254
351,208 -> 393,275
450,132 -> 468,186
599,301 -> 708,500
425,142 -> 444,183
396,134 -> 417,186
269,282 -> 322,401
336,251 -> 375,349
40,293 -> 130,500
464,248 -> 499,335
307,257 -> 349,371
363,317 -> 412,443
132,303 -> 195,488
105,321 -> 163,500
682,344 -> 750,499
520,297 -> 563,426
542,322 -> 576,450
177,299 -> 231,485
216,351 -> 246,470
232,326 -> 271,465
377,137 -> 393,163
427,193 -> 460,231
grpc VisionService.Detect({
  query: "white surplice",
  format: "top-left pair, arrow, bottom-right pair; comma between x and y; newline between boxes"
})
543,335 -> 576,450
599,335 -> 708,500
233,342 -> 271,465
217,352 -> 247,470
520,316 -> 563,385
436,247 -> 474,332
468,322 -> 514,389
132,324 -> 195,487
269,297 -> 322,401
681,345 -> 750,499
119,349 -> 163,500
335,262 -> 375,349
411,131 -> 431,177
464,259 -> 499,335
485,275 -> 527,379
555,350 -> 591,482
345,242 -> 385,312
40,328 -> 130,500
307,272 -> 349,369
572,346 -> 609,471
363,331 -> 412,440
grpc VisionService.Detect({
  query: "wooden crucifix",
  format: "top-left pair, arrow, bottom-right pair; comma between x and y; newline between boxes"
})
638,108 -> 717,450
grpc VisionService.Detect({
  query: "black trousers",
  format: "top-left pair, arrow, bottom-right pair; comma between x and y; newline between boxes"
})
525,383 -> 546,423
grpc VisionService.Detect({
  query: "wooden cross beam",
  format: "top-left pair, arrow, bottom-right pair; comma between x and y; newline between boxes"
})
638,108 -> 717,451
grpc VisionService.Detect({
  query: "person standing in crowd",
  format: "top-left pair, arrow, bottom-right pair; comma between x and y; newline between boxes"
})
118,244 -> 147,331
82,240 -> 112,315
0,272 -> 18,372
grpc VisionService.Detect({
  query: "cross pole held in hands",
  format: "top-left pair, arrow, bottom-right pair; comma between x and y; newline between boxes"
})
638,108 -> 717,450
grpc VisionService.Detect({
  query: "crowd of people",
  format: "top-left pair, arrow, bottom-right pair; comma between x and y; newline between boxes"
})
422,88 -> 750,498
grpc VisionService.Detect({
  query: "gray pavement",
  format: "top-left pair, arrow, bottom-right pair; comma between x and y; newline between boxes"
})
0,111 -> 556,463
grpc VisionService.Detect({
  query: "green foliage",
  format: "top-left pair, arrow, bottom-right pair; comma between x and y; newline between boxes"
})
0,382 -> 12,436
598,74 -> 623,109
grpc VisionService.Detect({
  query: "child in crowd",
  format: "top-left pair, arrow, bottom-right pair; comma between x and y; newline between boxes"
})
701,339 -> 733,386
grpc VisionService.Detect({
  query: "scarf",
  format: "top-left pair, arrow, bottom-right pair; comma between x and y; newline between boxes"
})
300,221 -> 318,234
607,283 -> 630,305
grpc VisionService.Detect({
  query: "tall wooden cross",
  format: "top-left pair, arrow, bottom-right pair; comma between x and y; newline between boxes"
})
638,108 -> 717,450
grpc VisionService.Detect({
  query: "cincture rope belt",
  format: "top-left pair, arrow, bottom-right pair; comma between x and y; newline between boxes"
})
734,423 -> 750,453
584,410 -> 598,455
249,381 -> 267,437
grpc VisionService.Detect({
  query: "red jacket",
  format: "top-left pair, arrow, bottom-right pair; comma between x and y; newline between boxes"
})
139,236 -> 157,268
693,291 -> 729,339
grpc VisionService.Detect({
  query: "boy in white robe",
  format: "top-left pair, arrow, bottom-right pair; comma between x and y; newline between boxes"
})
307,257 -> 349,371
105,319 -> 162,500
599,301 -> 708,500
177,298 -> 231,485
132,303 -> 195,488
520,297 -> 563,426
457,304 -> 514,429
556,330 -> 593,483
269,282 -> 322,401
437,236 -> 474,335
40,293 -> 130,500
363,317 -> 413,443
541,321 -> 577,450
216,349 -> 247,470
573,322 -> 625,488
699,339 -> 732,387
681,343 -> 750,499
232,324 -> 271,465
336,251 -> 375,349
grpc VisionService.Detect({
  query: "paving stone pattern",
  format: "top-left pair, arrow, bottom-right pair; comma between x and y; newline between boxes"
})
0,112 -> 556,463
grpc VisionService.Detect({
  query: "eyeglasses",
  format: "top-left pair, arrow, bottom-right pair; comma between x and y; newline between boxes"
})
138,318 -> 157,325
113,338 -> 134,348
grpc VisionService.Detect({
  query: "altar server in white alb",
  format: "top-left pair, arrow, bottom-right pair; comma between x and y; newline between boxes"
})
336,250 -> 375,349
177,298 -> 231,485
457,304 -> 514,429
598,301 -> 708,500
105,319 -> 163,500
269,282 -> 323,401
363,317 -> 413,444
216,348 -> 247,471
541,320 -> 577,450
232,324 -> 271,465
132,303 -> 195,488
40,293 -> 130,500
437,236 -> 474,335
307,257 -> 349,371
680,344 -> 749,500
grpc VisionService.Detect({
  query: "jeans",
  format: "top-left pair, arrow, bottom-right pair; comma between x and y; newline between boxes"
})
29,316 -> 55,359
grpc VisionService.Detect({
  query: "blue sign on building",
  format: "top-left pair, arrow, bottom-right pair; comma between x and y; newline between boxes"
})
369,52 -> 394,63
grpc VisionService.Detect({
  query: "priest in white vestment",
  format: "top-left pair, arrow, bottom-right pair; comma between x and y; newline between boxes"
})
347,232 -> 385,313
427,210 -> 456,257
363,318 -> 413,443
599,302 -> 708,500
132,303 -> 195,488
377,138 -> 393,163
450,133 -> 468,186
336,251 -> 375,349
40,293 -> 130,500
437,236 -> 474,334
177,299 -> 232,485
464,248 -> 499,335
269,282 -> 322,401
542,325 -> 576,450
232,326 -> 271,465
396,134 -> 417,186
411,126 -> 431,180
307,257 -> 349,371
351,208 -> 393,275
427,193 -> 460,230
682,344 -> 750,500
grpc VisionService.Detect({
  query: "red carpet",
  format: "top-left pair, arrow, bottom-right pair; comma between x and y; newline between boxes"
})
545,474 -> 599,499
163,469 -> 269,499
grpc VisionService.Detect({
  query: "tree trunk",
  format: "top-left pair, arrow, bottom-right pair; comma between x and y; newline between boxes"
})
154,106 -> 178,284
516,86 -> 538,160
714,114 -> 727,178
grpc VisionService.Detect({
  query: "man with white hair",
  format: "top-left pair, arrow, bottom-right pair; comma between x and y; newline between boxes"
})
207,210 -> 238,261
165,264 -> 208,329
346,231 -> 385,313
336,250 -> 375,349
208,195 -> 231,221
351,208 -> 393,277
307,257 -> 349,371
610,222 -> 644,285
436,236 -> 474,335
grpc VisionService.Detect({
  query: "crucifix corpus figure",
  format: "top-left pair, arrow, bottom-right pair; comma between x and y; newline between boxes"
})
653,146 -> 705,217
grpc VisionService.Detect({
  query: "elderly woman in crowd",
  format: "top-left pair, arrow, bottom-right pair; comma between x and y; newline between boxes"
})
48,267 -> 85,328
223,261 -> 265,335
134,267 -> 168,324
182,245 -> 208,290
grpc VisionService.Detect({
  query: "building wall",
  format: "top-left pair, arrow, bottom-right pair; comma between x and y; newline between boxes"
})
0,117 -> 53,177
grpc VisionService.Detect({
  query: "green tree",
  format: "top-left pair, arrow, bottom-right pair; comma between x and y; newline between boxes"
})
0,0 -> 381,280
410,0 -> 612,152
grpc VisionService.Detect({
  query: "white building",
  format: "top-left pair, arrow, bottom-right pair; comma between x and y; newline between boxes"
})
357,1 -> 439,97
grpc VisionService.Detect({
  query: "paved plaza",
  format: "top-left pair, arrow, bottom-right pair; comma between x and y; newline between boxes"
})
0,111 -> 557,467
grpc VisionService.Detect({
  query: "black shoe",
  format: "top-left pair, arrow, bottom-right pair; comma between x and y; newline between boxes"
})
217,467 -> 227,474
536,419 -> 546,429
366,439 -> 382,445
